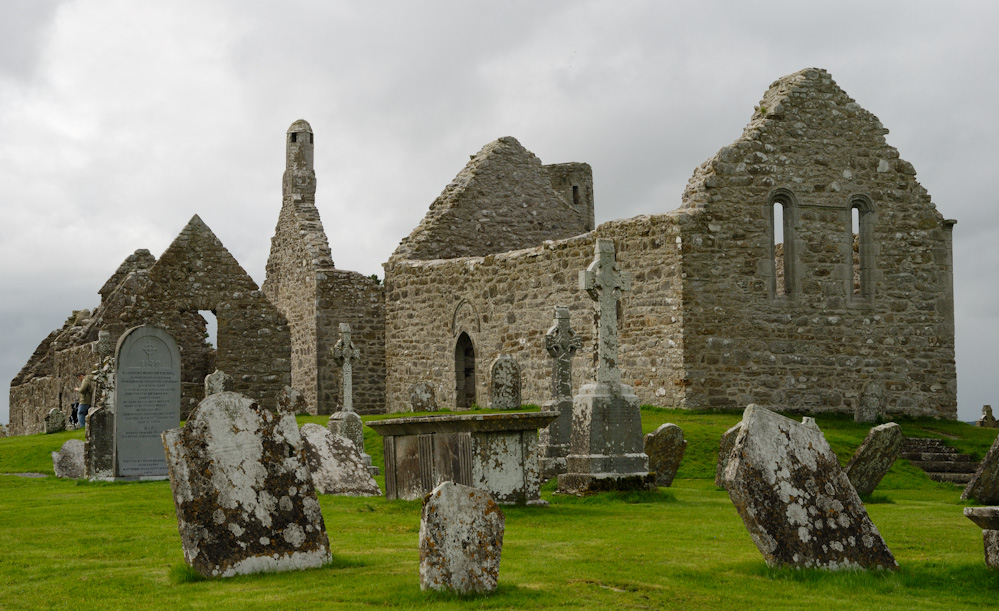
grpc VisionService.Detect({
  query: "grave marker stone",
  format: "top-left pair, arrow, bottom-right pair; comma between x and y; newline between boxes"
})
410,382 -> 438,412
557,239 -> 653,494
644,423 -> 687,487
715,421 -> 743,488
855,381 -> 886,423
845,422 -> 903,497
84,407 -> 114,481
300,423 -> 380,496
490,355 -> 522,410
538,305 -> 581,479
52,439 -> 84,479
977,405 -> 999,429
962,433 -> 999,504
331,323 -> 359,412
114,326 -> 181,479
204,369 -> 234,396
44,408 -> 65,434
964,507 -> 999,569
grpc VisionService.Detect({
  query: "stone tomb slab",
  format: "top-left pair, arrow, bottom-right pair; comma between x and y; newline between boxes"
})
114,326 -> 181,478
162,391 -> 331,578
724,406 -> 897,570
644,423 -> 686,488
844,422 -> 903,497
300,423 -> 380,497
963,433 -> 999,505
420,482 -> 505,594
368,411 -> 556,505
964,507 -> 999,569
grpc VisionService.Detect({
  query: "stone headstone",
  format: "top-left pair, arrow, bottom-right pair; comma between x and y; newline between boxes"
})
845,422 -> 903,497
97,329 -> 113,359
162,391 -> 331,578
277,386 -> 308,414
489,355 -> 521,410
44,408 -> 66,434
557,239 -> 653,494
962,433 -> 999,505
84,406 -> 114,481
327,411 -> 378,476
855,381 -> 886,423
52,439 -> 84,478
300,424 -> 380,496
644,423 -> 687,488
204,369 -> 234,396
715,421 -> 743,488
0,424 -> 8,438
724,405 -> 897,570
420,482 -> 505,594
331,323 -> 360,412
977,405 -> 999,429
409,382 -> 438,412
539,305 -> 582,479
964,507 -> 999,569
114,326 -> 181,478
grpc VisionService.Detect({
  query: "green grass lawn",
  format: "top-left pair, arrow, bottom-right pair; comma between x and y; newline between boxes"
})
1,408 -> 998,610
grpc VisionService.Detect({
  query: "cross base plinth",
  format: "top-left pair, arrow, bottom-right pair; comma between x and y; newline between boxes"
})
538,397 -> 573,479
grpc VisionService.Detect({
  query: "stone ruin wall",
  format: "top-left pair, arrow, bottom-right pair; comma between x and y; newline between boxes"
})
676,68 -> 956,417
9,342 -> 99,435
383,213 -> 686,412
316,270 -> 385,414
545,162 -> 595,232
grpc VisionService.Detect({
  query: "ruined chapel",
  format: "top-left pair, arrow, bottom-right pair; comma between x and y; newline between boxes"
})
8,68 -> 957,435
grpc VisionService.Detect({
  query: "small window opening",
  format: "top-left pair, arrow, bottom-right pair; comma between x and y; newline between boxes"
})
309,133 -> 314,144
290,132 -> 297,143
199,310 -> 218,348
851,206 -> 861,295
850,199 -> 874,300
572,185 -> 580,208
773,201 -> 787,295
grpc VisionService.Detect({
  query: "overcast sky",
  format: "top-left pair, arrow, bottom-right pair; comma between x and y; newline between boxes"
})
2,0 -> 996,424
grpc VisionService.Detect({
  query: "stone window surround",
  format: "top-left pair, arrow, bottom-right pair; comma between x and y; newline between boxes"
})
847,194 -> 876,308
765,187 -> 799,302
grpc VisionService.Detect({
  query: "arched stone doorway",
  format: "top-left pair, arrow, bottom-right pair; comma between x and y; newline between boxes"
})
454,332 -> 476,409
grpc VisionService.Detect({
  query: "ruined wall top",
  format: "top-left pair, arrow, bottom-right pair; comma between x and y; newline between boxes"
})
391,136 -> 589,261
99,249 -> 156,300
286,119 -> 315,173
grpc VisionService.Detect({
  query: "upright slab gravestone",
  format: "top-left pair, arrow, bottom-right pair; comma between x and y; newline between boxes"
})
114,326 -> 181,479
490,355 -> 522,410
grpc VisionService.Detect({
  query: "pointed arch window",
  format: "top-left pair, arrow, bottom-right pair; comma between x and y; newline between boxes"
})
766,189 -> 798,298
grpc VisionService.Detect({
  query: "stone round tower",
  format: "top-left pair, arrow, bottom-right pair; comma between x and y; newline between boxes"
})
284,119 -> 315,199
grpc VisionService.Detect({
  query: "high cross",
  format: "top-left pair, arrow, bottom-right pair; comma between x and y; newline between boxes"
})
332,323 -> 360,412
544,305 -> 582,400
580,238 -> 630,386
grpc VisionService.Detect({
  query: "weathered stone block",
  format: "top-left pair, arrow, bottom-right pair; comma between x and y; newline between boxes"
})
644,423 -> 686,487
327,410 -> 377,475
45,408 -> 66,434
300,423 -> 379,497
855,382 -> 886,423
204,369 -> 234,396
962,434 -> 999,505
420,482 -> 505,594
845,422 -> 902,496
84,406 -> 114,481
490,355 -> 521,410
162,391 -> 331,578
715,422 -> 742,488
52,439 -> 84,479
964,507 -> 999,569
724,405 -> 897,570
409,382 -> 438,412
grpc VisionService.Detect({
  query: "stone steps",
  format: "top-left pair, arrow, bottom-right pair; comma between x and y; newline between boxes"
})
900,437 -> 979,485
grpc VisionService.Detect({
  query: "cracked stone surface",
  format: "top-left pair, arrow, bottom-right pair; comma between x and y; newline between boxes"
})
162,391 -> 330,578
724,405 -> 897,570
644,423 -> 686,488
844,423 -> 902,497
300,423 -> 379,497
420,482 -> 505,594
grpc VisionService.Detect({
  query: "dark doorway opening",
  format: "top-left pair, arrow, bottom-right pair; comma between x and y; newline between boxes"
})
454,332 -> 476,409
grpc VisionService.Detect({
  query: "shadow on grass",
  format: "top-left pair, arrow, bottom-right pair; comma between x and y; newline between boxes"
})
168,553 -> 369,586
549,489 -> 677,505
420,583 -> 532,603
860,493 -> 895,504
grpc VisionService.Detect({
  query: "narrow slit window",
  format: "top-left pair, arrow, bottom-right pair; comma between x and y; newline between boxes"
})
290,132 -> 297,143
851,206 -> 861,295
766,190 -> 796,298
773,201 -> 787,295
850,198 -> 875,300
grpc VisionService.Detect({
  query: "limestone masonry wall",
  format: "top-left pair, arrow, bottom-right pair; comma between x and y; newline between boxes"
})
383,214 -> 687,411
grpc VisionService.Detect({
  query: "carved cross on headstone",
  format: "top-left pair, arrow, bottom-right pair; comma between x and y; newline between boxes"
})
332,323 -> 360,412
580,238 -> 630,387
545,306 -> 581,401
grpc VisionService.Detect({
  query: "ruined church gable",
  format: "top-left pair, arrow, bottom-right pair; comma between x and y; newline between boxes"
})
392,136 -> 588,261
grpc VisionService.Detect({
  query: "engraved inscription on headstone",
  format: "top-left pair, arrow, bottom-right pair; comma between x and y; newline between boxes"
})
114,326 -> 181,478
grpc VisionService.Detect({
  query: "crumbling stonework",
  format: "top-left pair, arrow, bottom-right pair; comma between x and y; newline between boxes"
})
419,481 -> 505,594
162,391 -> 331,578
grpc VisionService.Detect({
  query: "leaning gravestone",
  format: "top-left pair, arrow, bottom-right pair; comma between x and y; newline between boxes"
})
715,421 -> 743,488
962,433 -> 999,505
725,405 -> 897,570
420,482 -> 505,594
300,424 -> 380,496
490,355 -> 522,410
644,423 -> 687,487
162,391 -> 331,578
52,439 -> 85,479
845,422 -> 903,497
114,326 -> 181,478
538,305 -> 582,479
45,408 -> 66,434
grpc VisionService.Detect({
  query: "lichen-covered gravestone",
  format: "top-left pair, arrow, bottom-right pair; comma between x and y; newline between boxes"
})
644,423 -> 687,487
52,439 -> 84,479
538,305 -> 582,479
420,482 -> 505,594
725,405 -> 897,570
844,422 -> 903,497
162,391 -> 331,578
409,382 -> 438,412
204,369 -> 234,396
45,408 -> 66,434
855,381 -> 886,423
300,423 -> 380,496
327,411 -> 377,476
962,433 -> 999,505
715,422 -> 743,488
84,406 -> 115,481
489,355 -> 521,410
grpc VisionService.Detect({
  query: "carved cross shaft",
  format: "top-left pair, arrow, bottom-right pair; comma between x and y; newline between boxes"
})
545,306 -> 582,400
580,238 -> 631,386
332,323 -> 360,412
